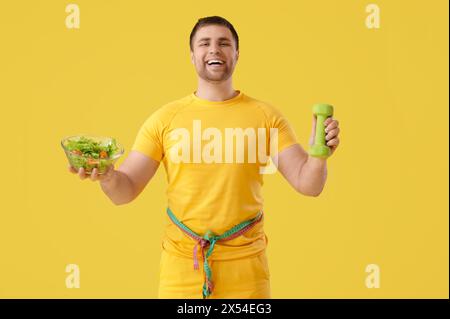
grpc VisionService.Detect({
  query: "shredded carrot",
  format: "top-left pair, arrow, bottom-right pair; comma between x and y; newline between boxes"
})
71,150 -> 82,155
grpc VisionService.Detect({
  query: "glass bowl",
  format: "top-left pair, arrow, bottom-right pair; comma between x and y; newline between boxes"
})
61,135 -> 124,175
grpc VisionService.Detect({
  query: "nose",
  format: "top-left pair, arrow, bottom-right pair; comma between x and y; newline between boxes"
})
208,43 -> 221,55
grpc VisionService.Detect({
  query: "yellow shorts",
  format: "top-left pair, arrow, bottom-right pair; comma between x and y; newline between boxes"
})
158,249 -> 271,299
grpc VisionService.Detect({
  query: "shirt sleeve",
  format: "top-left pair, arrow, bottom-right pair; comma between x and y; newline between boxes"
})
266,104 -> 299,154
131,111 -> 165,162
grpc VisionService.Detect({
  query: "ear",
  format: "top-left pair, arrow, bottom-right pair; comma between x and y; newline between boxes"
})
236,50 -> 239,61
190,50 -> 194,64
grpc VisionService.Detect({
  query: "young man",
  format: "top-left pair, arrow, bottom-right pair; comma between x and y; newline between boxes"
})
69,16 -> 340,299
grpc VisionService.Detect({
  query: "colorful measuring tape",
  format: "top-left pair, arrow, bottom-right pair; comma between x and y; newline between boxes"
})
166,207 -> 264,299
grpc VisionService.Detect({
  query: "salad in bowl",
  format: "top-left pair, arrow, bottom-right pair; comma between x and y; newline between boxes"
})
61,135 -> 124,175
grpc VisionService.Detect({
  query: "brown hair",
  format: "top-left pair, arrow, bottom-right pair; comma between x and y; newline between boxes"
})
189,16 -> 239,51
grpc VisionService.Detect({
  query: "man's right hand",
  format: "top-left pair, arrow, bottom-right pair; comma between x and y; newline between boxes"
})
68,164 -> 115,182
67,151 -> 160,205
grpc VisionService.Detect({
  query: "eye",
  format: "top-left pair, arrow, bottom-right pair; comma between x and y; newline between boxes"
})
220,43 -> 230,46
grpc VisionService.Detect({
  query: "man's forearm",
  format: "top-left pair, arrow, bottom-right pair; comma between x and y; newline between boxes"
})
100,170 -> 136,205
297,155 -> 328,197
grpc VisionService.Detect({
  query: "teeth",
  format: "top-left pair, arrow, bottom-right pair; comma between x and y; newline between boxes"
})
207,60 -> 223,65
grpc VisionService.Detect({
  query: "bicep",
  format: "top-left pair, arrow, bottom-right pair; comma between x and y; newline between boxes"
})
273,143 -> 309,191
117,150 -> 160,197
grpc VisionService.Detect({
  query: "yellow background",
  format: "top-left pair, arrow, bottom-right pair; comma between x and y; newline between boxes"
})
0,0 -> 448,298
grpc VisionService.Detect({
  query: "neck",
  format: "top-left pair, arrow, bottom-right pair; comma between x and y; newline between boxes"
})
195,77 -> 238,101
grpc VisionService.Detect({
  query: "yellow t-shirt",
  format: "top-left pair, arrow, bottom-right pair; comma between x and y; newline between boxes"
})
131,90 -> 298,261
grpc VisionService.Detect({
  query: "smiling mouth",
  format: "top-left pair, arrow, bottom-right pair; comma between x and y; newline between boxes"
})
205,59 -> 225,66
206,60 -> 225,70
206,63 -> 225,68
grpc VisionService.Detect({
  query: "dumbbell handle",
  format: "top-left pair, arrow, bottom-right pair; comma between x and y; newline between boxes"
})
309,104 -> 334,158
314,114 -> 328,146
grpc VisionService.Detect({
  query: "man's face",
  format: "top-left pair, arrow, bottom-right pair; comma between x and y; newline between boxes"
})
190,24 -> 239,83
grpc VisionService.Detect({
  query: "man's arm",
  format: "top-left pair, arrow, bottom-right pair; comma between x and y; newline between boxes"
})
100,151 -> 160,205
274,116 -> 340,196
274,143 -> 327,197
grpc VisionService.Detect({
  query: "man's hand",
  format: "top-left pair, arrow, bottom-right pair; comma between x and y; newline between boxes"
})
68,164 -> 116,182
67,151 -> 160,205
309,115 -> 341,156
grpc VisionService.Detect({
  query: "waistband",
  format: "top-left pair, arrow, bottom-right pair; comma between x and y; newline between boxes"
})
166,207 -> 264,299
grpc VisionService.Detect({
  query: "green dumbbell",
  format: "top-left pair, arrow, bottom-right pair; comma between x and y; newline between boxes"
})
308,103 -> 334,158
